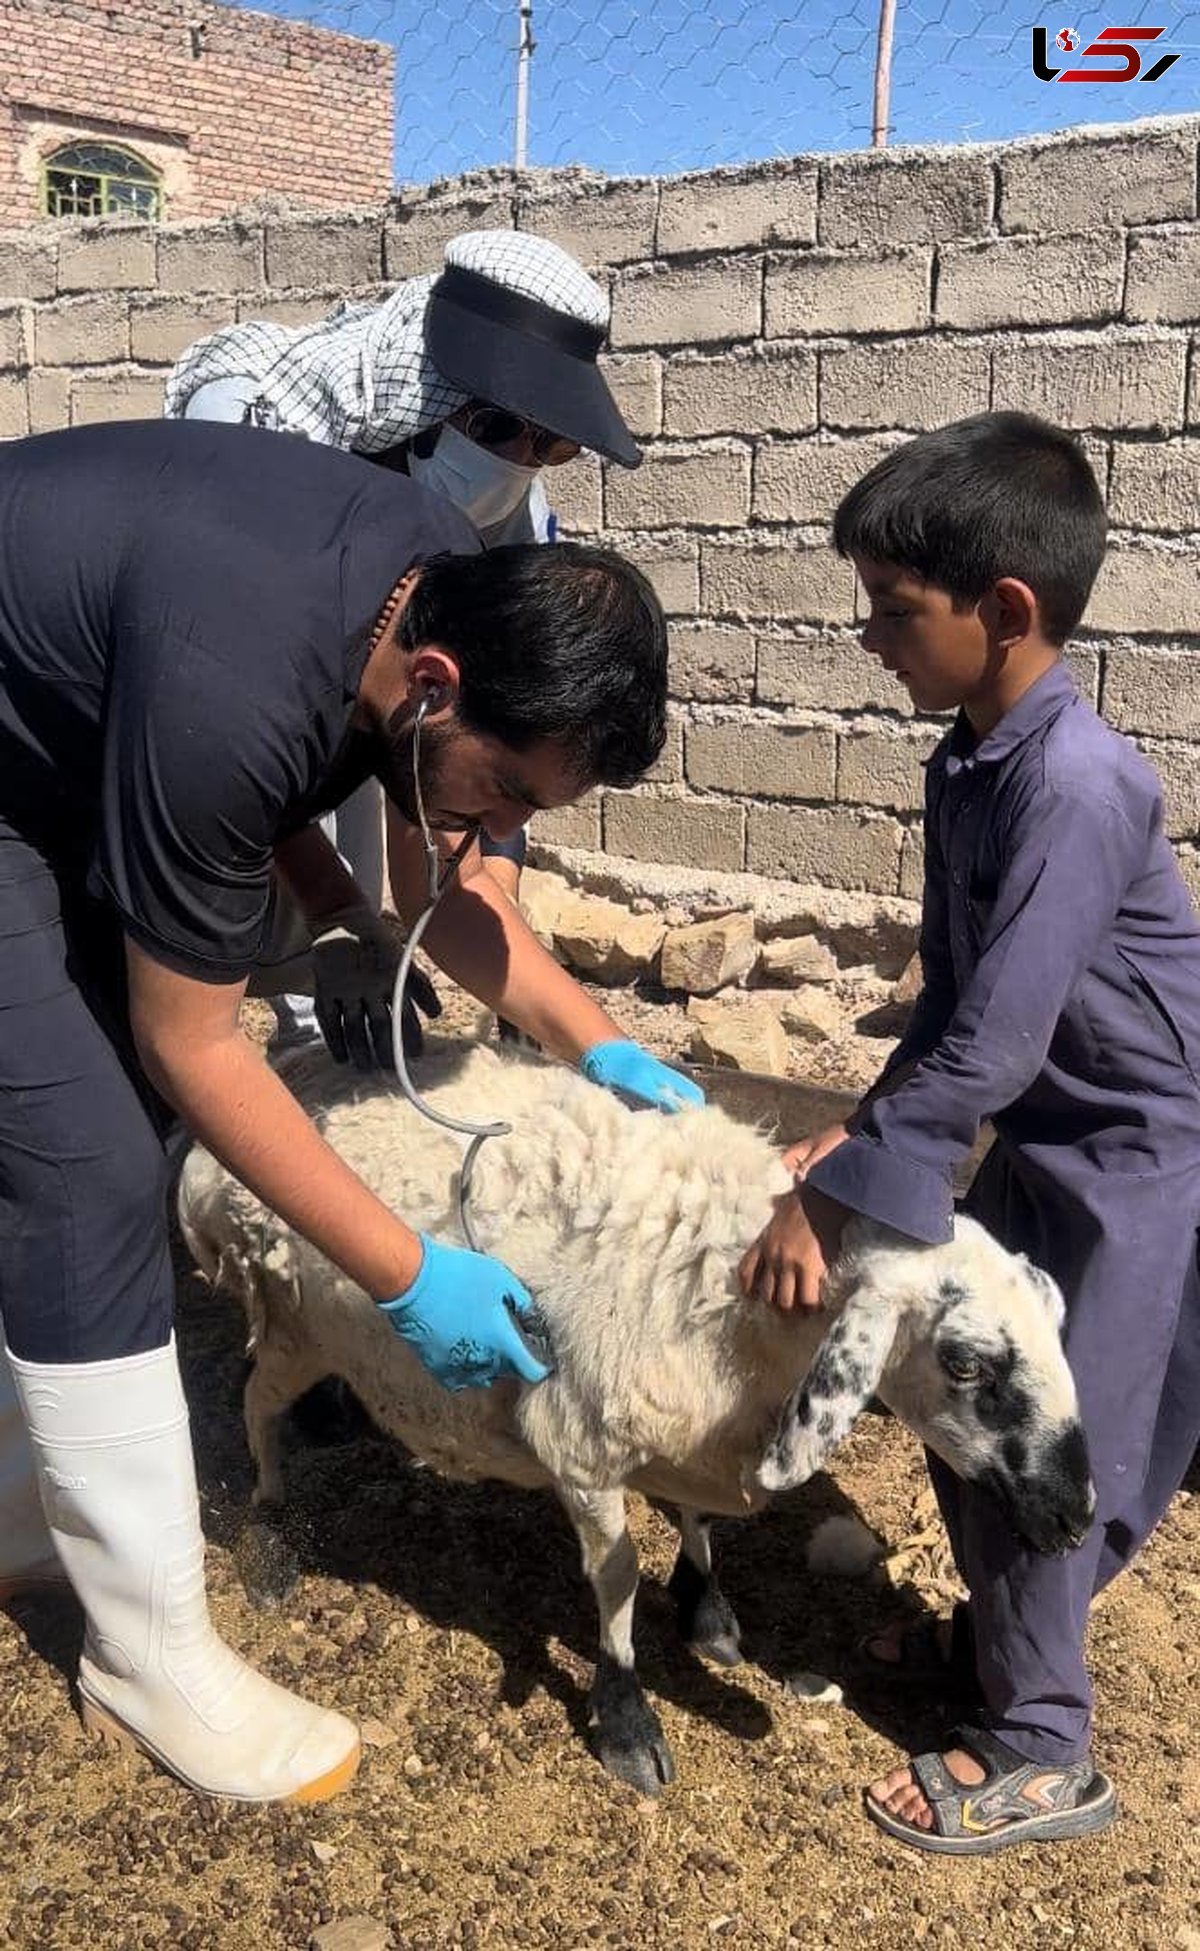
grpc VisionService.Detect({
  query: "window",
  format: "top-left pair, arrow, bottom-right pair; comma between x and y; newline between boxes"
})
42,141 -> 162,220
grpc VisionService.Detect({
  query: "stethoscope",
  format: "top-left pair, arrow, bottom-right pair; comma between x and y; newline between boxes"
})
388,698 -> 511,1253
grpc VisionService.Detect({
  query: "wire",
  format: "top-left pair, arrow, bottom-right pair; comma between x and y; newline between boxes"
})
389,704 -> 511,1252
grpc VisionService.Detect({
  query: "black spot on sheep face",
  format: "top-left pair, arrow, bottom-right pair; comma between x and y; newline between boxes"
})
976,1420 -> 1094,1555
1002,1431 -> 1028,1475
935,1277 -> 970,1314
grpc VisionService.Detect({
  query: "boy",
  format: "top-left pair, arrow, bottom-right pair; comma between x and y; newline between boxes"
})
740,410 -> 1200,1854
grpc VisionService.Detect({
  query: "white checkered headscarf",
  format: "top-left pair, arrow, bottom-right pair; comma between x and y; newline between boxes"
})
164,231 -> 612,456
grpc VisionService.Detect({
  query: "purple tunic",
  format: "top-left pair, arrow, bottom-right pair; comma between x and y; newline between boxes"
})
810,662 -> 1200,1761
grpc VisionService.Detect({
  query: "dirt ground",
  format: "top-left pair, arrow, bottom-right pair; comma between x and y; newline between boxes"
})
2,988 -> 1198,1951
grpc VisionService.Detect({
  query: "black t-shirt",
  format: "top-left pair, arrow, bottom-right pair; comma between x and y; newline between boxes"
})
0,420 -> 478,979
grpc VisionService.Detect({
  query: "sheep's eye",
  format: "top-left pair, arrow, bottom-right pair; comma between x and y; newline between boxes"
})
940,1350 -> 983,1385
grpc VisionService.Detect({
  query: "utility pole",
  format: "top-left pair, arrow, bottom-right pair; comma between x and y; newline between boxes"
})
515,0 -> 534,168
872,0 -> 897,147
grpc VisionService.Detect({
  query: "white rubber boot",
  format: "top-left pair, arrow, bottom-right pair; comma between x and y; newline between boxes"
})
7,1337 -> 360,1803
0,1344 -> 66,1600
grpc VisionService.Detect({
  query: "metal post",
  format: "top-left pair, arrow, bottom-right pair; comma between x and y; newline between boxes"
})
872,0 -> 897,148
515,0 -> 534,168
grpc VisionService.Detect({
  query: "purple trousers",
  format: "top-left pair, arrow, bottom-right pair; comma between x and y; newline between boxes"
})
930,1141 -> 1200,1765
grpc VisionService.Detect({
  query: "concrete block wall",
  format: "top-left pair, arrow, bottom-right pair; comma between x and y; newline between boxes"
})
2,115 -> 1199,904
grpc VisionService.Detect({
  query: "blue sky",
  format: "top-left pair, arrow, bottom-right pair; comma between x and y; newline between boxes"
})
239,0 -> 1200,181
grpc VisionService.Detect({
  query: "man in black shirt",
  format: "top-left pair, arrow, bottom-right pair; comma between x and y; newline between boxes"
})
0,419 -> 692,1805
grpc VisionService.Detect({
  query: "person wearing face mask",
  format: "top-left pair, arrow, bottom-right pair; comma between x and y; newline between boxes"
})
165,230 -> 640,1065
402,400 -> 570,547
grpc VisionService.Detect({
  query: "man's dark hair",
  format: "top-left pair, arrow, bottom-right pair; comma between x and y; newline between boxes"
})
832,411 -> 1106,645
397,542 -> 667,786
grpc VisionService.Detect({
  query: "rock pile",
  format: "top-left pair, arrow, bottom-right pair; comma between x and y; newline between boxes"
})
519,865 -> 920,1081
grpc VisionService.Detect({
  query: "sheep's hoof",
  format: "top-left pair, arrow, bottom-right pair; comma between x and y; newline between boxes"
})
588,1653 -> 676,1796
691,1624 -> 743,1668
235,1512 -> 300,1609
687,1590 -> 743,1668
668,1559 -> 744,1668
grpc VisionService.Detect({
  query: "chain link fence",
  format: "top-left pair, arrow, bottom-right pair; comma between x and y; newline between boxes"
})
235,0 -> 1200,183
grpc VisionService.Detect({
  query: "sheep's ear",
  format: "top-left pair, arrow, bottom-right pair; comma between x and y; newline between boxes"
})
1017,1253 -> 1066,1329
756,1285 -> 898,1492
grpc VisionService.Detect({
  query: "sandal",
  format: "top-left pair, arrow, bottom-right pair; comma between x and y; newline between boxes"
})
865,1723 -> 1118,1856
860,1602 -> 980,1701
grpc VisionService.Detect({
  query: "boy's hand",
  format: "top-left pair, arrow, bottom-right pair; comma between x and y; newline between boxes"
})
784,1122 -> 849,1180
738,1184 -> 851,1314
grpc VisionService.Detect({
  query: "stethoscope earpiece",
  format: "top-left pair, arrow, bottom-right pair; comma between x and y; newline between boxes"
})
415,685 -> 449,725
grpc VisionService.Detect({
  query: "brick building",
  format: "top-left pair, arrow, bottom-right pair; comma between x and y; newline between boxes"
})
0,0 -> 395,225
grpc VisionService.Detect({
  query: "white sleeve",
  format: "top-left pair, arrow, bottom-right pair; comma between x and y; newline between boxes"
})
527,476 -> 556,543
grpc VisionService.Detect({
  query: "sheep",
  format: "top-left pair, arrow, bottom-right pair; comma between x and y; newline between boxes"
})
178,1040 -> 1094,1795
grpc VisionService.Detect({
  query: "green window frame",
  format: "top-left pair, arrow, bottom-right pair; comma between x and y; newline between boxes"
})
41,141 -> 162,221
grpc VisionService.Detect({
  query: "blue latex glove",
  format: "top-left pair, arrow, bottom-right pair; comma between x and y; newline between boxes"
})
579,1039 -> 706,1113
379,1235 -> 552,1391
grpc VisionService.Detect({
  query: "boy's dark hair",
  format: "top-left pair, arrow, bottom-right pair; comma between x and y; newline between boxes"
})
833,411 -> 1106,645
397,541 -> 667,787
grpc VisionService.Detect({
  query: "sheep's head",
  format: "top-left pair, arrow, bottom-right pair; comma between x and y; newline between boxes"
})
755,1215 -> 1094,1556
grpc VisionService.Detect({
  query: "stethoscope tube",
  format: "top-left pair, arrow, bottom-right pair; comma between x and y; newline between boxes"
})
388,702 -> 511,1251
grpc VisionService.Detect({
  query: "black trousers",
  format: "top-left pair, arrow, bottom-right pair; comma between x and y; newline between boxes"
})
0,820 -> 176,1362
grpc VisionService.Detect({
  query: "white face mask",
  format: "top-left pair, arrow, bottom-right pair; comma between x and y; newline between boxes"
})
409,422 -> 539,530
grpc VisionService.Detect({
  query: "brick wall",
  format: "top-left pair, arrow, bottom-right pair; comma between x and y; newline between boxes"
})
0,0 -> 392,224
2,114 -> 1199,905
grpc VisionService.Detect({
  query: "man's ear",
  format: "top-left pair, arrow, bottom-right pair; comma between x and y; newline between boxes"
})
410,647 -> 461,714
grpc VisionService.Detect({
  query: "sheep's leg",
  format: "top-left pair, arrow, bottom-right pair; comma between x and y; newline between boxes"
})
559,1485 -> 676,1797
237,1344 -> 326,1610
668,1509 -> 743,1668
244,1346 -> 317,1507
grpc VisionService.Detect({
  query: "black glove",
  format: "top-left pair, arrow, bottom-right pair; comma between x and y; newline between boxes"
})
310,906 -> 441,1070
